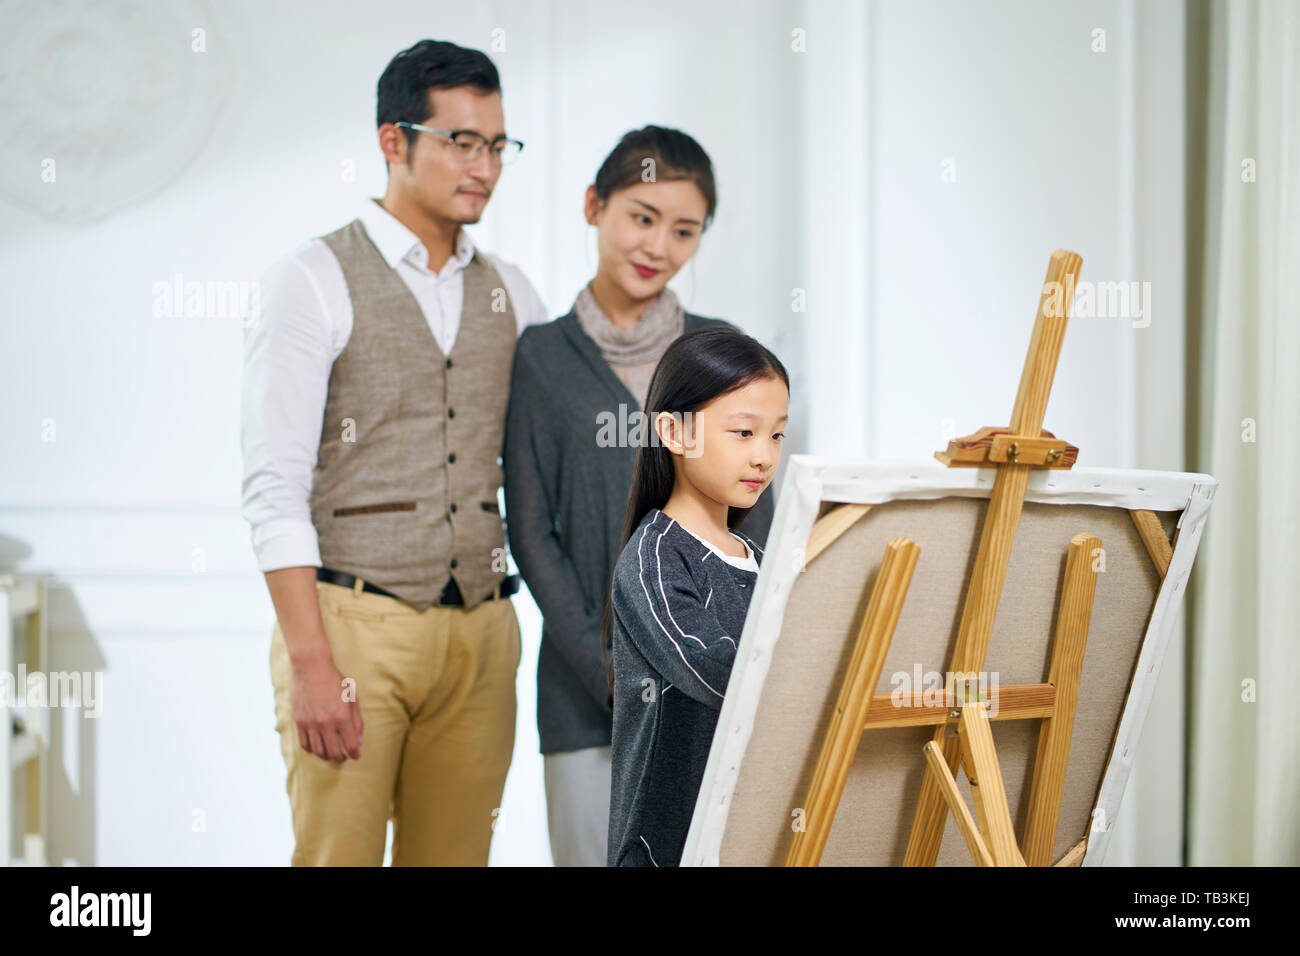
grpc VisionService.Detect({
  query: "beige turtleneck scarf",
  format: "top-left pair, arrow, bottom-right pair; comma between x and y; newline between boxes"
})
572,281 -> 685,409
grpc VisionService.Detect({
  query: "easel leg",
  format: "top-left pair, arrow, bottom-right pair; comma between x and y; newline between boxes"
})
903,466 -> 1031,865
957,703 -> 1026,866
922,741 -> 995,866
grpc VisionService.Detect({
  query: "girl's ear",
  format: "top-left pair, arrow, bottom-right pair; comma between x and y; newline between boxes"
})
654,411 -> 683,456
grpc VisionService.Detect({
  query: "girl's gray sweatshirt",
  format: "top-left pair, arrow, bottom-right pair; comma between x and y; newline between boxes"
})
607,507 -> 763,867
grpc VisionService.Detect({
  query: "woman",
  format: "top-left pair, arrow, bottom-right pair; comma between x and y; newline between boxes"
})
503,126 -> 775,866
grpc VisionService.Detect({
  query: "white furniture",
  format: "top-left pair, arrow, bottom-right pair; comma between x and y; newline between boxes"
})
1,574 -> 49,866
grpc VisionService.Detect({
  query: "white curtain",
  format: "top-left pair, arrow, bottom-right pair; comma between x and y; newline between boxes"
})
1187,0 -> 1300,865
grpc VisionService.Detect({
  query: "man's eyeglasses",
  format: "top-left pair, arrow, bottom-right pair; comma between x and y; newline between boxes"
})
394,122 -> 524,165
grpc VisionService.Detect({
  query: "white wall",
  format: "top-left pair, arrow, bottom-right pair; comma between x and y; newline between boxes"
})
0,0 -> 1187,864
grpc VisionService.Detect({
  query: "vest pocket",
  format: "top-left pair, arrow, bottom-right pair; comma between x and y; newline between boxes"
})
332,501 -> 417,518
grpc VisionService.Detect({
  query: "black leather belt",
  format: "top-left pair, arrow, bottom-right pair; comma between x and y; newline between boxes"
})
316,567 -> 519,606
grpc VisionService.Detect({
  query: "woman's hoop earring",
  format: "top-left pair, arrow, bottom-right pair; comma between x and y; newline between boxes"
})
584,224 -> 595,274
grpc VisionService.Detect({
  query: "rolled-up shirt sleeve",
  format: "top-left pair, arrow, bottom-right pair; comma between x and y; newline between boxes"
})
240,250 -> 334,571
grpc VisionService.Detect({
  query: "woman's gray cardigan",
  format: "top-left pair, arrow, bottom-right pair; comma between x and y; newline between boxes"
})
503,310 -> 776,755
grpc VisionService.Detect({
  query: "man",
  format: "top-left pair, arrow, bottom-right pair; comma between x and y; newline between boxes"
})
240,39 -> 547,865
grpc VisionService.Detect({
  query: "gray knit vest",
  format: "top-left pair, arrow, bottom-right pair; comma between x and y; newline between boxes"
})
309,217 -> 516,611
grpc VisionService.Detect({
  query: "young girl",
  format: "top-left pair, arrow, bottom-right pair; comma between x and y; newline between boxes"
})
604,326 -> 790,867
503,126 -> 774,867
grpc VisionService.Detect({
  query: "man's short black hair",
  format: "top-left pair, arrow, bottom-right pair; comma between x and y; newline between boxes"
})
376,39 -> 502,157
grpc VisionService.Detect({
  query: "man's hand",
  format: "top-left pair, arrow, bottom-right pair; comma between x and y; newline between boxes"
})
290,655 -> 363,762
265,566 -> 364,762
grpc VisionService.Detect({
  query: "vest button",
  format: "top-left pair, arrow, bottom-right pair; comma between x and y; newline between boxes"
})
445,358 -> 453,369
449,502 -> 457,513
448,407 -> 455,418
450,558 -> 459,569
448,452 -> 456,463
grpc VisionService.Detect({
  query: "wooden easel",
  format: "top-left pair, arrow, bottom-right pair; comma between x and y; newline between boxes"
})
786,249 -> 1116,867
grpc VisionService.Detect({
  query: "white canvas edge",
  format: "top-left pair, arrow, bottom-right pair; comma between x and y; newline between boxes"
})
681,454 -> 1218,866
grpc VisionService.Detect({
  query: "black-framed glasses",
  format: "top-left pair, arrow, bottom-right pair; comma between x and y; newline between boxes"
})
394,121 -> 524,165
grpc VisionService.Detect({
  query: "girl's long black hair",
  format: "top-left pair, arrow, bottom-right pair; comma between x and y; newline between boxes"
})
600,326 -> 789,700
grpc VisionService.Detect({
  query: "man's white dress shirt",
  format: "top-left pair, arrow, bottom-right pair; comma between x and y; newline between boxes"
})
241,198 -> 549,572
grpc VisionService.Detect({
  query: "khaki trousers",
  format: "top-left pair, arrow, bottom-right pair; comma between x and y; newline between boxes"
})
269,579 -> 521,865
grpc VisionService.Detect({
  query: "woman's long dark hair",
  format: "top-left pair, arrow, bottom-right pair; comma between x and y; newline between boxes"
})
600,326 -> 789,700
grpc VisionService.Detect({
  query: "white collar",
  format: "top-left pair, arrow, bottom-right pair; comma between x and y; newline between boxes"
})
357,197 -> 475,272
673,520 -> 759,572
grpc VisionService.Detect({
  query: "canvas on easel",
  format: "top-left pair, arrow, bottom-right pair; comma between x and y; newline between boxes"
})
681,250 -> 1217,867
